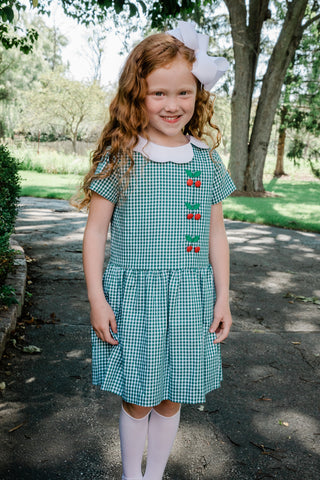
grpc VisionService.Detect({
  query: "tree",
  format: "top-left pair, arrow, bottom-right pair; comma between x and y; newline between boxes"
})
22,72 -> 107,153
0,16 -> 68,136
275,18 -> 320,177
223,0 -> 320,192
87,27 -> 106,83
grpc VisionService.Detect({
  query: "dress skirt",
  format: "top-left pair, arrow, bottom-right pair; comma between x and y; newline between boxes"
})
91,262 -> 222,406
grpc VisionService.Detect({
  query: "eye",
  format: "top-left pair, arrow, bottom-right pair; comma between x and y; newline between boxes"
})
154,91 -> 164,97
180,91 -> 188,96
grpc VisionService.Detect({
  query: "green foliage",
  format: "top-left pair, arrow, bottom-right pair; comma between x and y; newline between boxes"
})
35,0 -> 146,25
277,11 -> 320,177
12,145 -> 90,175
21,72 -> 107,153
0,16 -> 69,137
0,284 -> 18,306
0,144 -> 21,285
287,138 -> 320,178
0,2 -> 38,53
0,144 -> 20,235
287,139 -> 305,163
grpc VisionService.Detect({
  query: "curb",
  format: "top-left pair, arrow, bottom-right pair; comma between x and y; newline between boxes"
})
0,238 -> 27,359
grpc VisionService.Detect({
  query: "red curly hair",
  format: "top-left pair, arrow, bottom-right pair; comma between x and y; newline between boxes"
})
79,32 -> 221,209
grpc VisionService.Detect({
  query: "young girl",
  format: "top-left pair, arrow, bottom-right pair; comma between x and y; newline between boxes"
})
81,21 -> 235,480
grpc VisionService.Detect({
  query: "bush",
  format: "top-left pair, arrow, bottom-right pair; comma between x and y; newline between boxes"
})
0,145 -> 21,287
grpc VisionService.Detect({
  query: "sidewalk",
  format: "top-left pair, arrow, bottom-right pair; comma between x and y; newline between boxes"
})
0,196 -> 319,480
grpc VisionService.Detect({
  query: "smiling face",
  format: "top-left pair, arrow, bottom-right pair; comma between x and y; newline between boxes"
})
144,57 -> 197,147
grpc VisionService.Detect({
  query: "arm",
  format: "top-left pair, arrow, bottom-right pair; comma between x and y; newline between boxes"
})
83,192 -> 118,345
208,202 -> 232,344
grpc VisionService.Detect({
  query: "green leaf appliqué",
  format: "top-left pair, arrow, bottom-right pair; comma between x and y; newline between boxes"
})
185,234 -> 200,243
185,169 -> 201,178
185,202 -> 200,210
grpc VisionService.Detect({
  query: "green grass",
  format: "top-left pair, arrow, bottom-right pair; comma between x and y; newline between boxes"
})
19,171 -> 82,201
11,144 -> 91,175
223,178 -> 320,233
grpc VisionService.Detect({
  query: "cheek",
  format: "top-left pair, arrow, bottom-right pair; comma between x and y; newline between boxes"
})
185,98 -> 196,115
145,98 -> 158,116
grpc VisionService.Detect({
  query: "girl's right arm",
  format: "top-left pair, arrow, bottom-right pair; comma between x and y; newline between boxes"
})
82,192 -> 118,345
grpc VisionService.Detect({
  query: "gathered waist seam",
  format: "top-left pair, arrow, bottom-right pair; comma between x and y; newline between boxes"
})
107,261 -> 212,272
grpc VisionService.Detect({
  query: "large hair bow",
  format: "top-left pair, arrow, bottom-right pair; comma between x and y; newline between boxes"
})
168,21 -> 229,91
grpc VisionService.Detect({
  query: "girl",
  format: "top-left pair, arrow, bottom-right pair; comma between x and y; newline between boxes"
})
81,21 -> 235,480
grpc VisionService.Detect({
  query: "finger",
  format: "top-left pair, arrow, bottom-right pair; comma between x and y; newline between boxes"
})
209,316 -> 222,333
95,327 -> 119,345
104,331 -> 119,345
213,325 -> 231,344
110,316 -> 118,334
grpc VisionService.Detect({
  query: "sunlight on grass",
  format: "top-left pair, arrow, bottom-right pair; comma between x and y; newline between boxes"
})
223,180 -> 320,233
20,171 -> 82,201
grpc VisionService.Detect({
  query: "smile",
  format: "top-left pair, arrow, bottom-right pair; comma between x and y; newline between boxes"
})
161,115 -> 182,123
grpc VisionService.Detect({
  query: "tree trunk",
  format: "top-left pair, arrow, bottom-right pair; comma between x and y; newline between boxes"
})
226,0 -> 270,190
72,134 -> 77,154
274,106 -> 287,176
244,0 -> 308,191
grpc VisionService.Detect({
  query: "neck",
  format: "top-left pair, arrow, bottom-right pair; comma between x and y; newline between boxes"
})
144,132 -> 188,148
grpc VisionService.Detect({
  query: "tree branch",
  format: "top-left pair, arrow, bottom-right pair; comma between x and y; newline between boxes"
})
302,12 -> 320,31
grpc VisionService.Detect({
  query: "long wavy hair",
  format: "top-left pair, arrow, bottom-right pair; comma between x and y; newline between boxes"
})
79,32 -> 221,209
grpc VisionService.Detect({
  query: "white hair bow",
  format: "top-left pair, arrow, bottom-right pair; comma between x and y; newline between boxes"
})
168,21 -> 229,91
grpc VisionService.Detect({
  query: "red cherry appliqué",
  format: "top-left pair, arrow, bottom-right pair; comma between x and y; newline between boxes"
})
195,180 -> 201,188
194,246 -> 200,253
186,246 -> 193,252
194,213 -> 201,220
187,179 -> 193,186
187,213 -> 194,220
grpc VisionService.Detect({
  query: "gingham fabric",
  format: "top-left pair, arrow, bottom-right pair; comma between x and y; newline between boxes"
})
89,143 -> 236,406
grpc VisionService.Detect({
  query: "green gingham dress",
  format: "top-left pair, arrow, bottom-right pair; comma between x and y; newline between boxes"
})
89,136 -> 236,406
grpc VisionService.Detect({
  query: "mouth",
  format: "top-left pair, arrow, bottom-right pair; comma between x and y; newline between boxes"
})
161,115 -> 182,123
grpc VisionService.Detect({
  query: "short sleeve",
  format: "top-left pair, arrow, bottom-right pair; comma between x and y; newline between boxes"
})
211,151 -> 236,204
89,155 -> 120,205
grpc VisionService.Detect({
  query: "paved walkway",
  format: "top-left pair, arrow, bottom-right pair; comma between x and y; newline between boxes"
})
0,196 -> 319,480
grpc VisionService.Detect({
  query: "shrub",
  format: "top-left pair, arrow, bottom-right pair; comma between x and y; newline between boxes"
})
0,145 -> 21,287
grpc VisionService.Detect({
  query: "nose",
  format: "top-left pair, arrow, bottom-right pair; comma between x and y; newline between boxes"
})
164,96 -> 179,112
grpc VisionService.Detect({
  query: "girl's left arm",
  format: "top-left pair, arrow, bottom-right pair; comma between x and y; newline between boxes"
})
208,202 -> 232,344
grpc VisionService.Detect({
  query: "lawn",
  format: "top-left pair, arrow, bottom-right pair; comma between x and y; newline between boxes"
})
223,178 -> 320,233
19,171 -> 83,201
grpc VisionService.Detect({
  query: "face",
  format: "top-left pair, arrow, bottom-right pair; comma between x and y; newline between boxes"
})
144,57 -> 197,147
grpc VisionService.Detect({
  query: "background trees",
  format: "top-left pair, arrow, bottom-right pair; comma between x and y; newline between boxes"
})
275,18 -> 320,178
0,0 -> 319,189
22,73 -> 107,153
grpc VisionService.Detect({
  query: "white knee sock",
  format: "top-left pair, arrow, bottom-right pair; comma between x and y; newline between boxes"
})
119,405 -> 150,480
143,407 -> 181,480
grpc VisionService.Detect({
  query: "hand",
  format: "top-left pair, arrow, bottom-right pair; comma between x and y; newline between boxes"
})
90,299 -> 118,345
209,299 -> 232,344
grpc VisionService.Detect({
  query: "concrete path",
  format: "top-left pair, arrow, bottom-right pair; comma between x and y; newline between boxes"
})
0,196 -> 319,480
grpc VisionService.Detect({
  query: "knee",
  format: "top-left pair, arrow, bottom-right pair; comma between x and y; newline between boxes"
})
154,399 -> 181,417
122,400 -> 152,419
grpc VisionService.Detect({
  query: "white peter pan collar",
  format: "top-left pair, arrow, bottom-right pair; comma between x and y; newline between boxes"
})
133,135 -> 209,164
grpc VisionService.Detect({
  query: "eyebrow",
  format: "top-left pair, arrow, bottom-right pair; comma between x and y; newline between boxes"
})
148,86 -> 196,92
